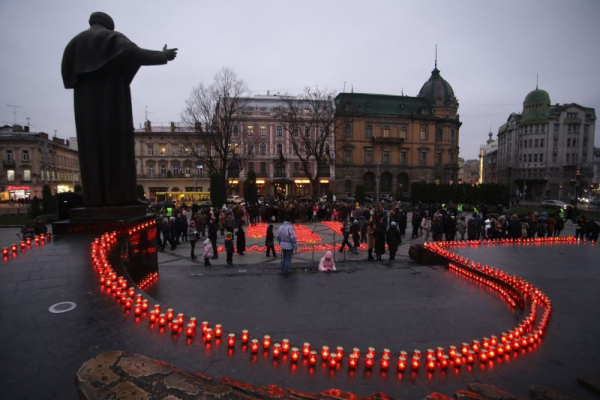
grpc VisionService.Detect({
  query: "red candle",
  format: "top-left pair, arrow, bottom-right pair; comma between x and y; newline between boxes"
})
189,317 -> 197,328
171,320 -> 179,334
426,349 -> 435,359
411,356 -> 420,370
397,356 -> 407,371
241,330 -> 249,344
426,357 -> 436,371
281,338 -> 290,352
302,343 -> 311,357
263,335 -> 271,349
399,350 -> 408,361
124,297 -> 132,309
227,333 -> 236,347
467,350 -> 475,364
454,355 -> 462,367
472,340 -> 481,353
141,300 -> 149,311
20,242 -> 25,250
479,349 -> 488,362
328,353 -> 338,368
488,346 -> 496,358
200,321 -> 209,334
134,294 -> 143,304
448,346 -> 457,358
367,347 -> 376,357
380,355 -> 390,371
382,348 -> 391,359
26,239 -> 31,246
348,354 -> 358,369
35,237 -> 39,243
158,313 -> 166,327
272,343 -> 281,358
352,348 -> 361,359
413,349 -> 422,360
497,345 -> 505,356
504,341 -> 512,352
134,305 -> 142,316
127,287 -> 135,298
436,347 -> 445,360
177,313 -> 185,326
309,350 -> 318,366
321,346 -> 330,360
153,304 -> 161,315
336,346 -> 344,361
461,343 -> 469,356
204,328 -> 213,342
166,308 -> 174,322
365,354 -> 374,369
250,339 -> 259,353
11,244 -> 17,252
482,337 -> 490,349
214,324 -> 222,338
149,310 -> 157,323
440,355 -> 449,369
186,323 -> 195,337
291,347 -> 300,362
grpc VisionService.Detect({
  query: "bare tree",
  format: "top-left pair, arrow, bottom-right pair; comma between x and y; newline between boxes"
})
276,87 -> 340,202
181,68 -> 255,192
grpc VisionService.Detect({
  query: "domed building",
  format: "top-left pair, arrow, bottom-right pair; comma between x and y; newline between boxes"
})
495,86 -> 596,201
334,63 -> 461,199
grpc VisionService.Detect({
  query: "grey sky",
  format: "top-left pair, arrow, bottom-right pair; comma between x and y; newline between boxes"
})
1,0 -> 599,160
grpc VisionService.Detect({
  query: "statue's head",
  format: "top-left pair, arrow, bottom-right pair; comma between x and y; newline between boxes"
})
89,12 -> 115,31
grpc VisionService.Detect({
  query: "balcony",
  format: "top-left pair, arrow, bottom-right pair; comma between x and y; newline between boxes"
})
371,137 -> 404,145
3,160 -> 15,167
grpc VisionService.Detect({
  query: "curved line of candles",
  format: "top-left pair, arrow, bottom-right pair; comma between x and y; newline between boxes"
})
90,224 -> 588,377
2,233 -> 52,261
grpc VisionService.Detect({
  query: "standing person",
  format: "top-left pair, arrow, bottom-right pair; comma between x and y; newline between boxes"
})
374,222 -> 387,261
339,221 -> 352,252
366,221 -> 375,261
224,232 -> 234,265
188,220 -> 198,260
456,216 -> 467,241
236,224 -> 246,255
431,216 -> 444,242
225,212 -> 235,235
265,224 -> 276,257
399,210 -> 407,238
203,239 -> 213,266
208,218 -> 218,260
546,214 -> 556,237
351,220 -> 361,254
411,213 -> 422,239
386,221 -> 401,260
421,215 -> 431,243
467,218 -> 477,241
318,250 -> 336,272
177,213 -> 188,243
168,217 -> 178,249
276,216 -> 298,276
576,216 -> 587,240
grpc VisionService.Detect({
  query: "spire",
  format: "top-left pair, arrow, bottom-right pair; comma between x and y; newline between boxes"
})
536,73 -> 538,90
435,44 -> 437,69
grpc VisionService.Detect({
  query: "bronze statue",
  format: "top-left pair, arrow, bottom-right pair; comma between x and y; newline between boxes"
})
62,12 -> 177,207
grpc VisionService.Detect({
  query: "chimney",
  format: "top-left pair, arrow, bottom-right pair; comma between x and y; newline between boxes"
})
39,132 -> 49,140
144,120 -> 152,132
24,126 -> 29,132
170,121 -> 175,132
194,121 -> 202,132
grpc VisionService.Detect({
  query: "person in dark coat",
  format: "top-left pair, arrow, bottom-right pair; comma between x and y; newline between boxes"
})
208,218 -> 218,259
61,12 -> 177,206
236,224 -> 246,255
265,224 -> 276,257
339,222 -> 352,252
411,213 -> 422,239
431,216 -> 444,242
398,211 -> 407,237
374,222 -> 387,261
386,221 -> 401,260
351,220 -> 360,254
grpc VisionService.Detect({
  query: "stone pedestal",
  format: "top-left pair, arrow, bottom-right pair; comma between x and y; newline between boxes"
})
51,206 -> 149,236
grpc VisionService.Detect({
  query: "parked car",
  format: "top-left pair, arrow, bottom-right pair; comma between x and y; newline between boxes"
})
338,196 -> 356,204
198,201 -> 212,210
319,195 -> 336,203
541,199 -> 567,209
364,194 -> 374,203
226,195 -> 244,204
378,194 -> 393,203
258,195 -> 276,205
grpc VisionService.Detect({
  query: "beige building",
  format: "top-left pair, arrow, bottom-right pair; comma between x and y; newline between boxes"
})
334,64 -> 461,198
134,121 -> 210,204
481,132 -> 498,183
0,124 -> 81,201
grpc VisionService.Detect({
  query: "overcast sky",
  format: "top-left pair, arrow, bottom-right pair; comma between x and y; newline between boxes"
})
1,0 -> 599,160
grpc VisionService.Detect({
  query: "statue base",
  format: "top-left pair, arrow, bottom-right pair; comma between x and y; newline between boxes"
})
52,206 -> 152,236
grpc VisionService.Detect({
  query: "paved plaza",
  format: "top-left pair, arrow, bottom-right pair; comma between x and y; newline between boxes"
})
1,217 -> 599,399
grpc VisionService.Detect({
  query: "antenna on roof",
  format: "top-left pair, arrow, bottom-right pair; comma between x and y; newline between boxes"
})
351,84 -> 354,93
536,73 -> 539,90
401,87 -> 404,96
435,44 -> 437,69
145,105 -> 152,121
343,81 -> 346,92
6,104 -> 23,125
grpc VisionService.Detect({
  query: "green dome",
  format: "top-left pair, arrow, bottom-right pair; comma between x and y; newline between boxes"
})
522,88 -> 551,121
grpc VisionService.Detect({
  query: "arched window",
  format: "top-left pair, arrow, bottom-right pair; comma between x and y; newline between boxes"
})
363,172 -> 376,192
260,143 -> 267,155
344,179 -> 352,193
277,143 -> 283,155
248,143 -> 254,155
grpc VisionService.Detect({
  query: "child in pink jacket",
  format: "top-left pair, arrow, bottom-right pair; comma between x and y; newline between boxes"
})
203,238 -> 213,266
318,250 -> 336,272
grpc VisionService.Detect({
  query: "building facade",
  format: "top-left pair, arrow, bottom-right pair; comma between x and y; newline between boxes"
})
496,88 -> 596,201
334,65 -> 461,198
481,132 -> 498,183
0,124 -> 81,201
134,121 -> 210,203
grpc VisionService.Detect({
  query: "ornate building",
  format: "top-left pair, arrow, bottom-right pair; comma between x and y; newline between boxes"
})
0,124 -> 81,201
496,87 -> 596,201
481,131 -> 498,183
334,64 -> 461,198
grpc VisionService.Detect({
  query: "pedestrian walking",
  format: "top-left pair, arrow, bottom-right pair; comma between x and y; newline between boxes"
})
188,220 -> 198,260
386,221 -> 401,260
265,224 -> 276,257
374,222 -> 386,261
224,232 -> 234,265
366,221 -> 375,261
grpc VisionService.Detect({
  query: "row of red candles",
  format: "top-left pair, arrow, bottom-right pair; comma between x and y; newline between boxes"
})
90,224 -> 552,375
2,233 -> 51,258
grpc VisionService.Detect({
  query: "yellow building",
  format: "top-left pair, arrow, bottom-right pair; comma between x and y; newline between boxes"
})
335,65 -> 461,199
